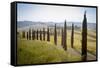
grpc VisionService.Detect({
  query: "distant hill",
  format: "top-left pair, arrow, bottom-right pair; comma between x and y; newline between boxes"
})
17,21 -> 96,31
17,21 -> 37,28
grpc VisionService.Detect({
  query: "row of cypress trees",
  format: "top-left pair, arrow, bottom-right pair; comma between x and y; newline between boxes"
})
22,28 -> 50,41
22,21 -> 74,51
22,11 -> 87,61
53,11 -> 87,61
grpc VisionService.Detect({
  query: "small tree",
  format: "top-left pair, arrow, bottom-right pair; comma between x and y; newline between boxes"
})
27,32 -> 29,40
47,27 -> 50,41
43,28 -> 45,41
37,29 -> 38,40
40,30 -> 42,41
71,23 -> 74,48
29,29 -> 31,40
63,20 -> 67,50
54,24 -> 57,45
82,11 -> 87,61
32,30 -> 35,40
61,28 -> 64,47
22,31 -> 25,38
34,30 -> 35,39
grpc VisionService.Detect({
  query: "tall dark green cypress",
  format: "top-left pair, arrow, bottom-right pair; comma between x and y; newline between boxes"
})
32,30 -> 35,40
37,29 -> 38,40
61,28 -> 64,47
82,11 -> 87,61
47,27 -> 50,41
29,29 -> 31,40
27,32 -> 29,40
22,31 -> 25,38
43,28 -> 45,41
34,30 -> 35,39
63,20 -> 67,50
71,23 -> 74,48
54,24 -> 57,45
40,30 -> 42,41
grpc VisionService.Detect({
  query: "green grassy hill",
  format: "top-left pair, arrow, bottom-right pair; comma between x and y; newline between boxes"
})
17,30 -> 96,65
17,39 -> 68,65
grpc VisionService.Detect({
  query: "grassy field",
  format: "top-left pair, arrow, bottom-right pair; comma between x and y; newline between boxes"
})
49,30 -> 96,55
17,30 -> 96,65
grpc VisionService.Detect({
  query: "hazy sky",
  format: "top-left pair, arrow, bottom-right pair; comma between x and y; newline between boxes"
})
17,3 -> 96,23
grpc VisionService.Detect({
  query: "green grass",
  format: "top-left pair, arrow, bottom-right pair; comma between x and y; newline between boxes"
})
17,38 -> 82,64
73,30 -> 96,55
17,39 -> 69,65
17,29 -> 96,64
49,30 -> 96,55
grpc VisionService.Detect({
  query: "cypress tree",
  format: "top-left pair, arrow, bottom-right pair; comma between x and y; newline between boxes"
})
32,30 -> 35,40
47,27 -> 50,41
27,32 -> 29,40
82,11 -> 87,61
54,24 -> 57,45
29,29 -> 31,40
22,31 -> 25,38
40,30 -> 42,41
34,30 -> 35,39
43,28 -> 45,41
61,28 -> 64,47
71,23 -> 74,48
63,20 -> 67,50
37,29 -> 38,40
